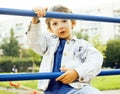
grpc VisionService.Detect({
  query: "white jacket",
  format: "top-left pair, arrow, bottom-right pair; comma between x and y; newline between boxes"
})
26,22 -> 103,91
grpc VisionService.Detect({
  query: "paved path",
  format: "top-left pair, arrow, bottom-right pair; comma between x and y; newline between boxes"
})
102,89 -> 120,94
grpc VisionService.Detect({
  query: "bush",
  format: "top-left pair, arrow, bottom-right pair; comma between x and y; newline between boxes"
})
0,57 -> 41,72
104,37 -> 120,68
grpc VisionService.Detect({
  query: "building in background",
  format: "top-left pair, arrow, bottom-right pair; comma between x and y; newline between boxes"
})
78,2 -> 120,43
0,16 -> 30,48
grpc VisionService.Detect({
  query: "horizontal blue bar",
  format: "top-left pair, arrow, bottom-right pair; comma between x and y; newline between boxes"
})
0,8 -> 120,23
0,69 -> 120,81
0,72 -> 63,81
98,69 -> 120,76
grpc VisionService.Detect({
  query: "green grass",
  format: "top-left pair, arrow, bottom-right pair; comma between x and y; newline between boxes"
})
19,80 -> 38,89
91,75 -> 120,90
0,80 -> 38,89
0,90 -> 16,94
0,80 -> 38,94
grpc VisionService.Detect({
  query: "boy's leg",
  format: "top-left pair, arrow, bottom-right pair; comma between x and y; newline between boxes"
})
67,85 -> 103,94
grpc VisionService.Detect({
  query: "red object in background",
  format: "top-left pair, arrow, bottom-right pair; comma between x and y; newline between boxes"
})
9,81 -> 20,88
30,90 -> 38,94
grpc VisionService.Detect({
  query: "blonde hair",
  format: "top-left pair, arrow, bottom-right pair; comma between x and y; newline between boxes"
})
45,5 -> 76,30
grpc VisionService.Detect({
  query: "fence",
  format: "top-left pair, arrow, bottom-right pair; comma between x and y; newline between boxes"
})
0,8 -> 120,81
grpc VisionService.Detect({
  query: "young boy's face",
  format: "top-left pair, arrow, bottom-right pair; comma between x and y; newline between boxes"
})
49,18 -> 73,40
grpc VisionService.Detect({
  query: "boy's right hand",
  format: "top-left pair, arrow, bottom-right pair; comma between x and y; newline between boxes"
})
32,7 -> 48,24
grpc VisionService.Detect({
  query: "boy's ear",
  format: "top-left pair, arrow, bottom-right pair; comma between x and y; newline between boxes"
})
72,20 -> 76,28
48,28 -> 54,33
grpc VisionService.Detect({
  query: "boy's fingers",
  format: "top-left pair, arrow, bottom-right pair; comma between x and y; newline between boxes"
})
60,67 -> 68,72
45,7 -> 48,11
33,7 -> 48,17
55,73 -> 66,81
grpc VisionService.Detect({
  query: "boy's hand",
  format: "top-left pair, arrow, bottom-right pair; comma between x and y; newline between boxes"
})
33,7 -> 48,17
32,7 -> 48,24
56,68 -> 79,84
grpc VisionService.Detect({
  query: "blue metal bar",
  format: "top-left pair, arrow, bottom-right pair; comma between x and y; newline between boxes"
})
0,70 -> 120,81
0,8 -> 120,23
98,69 -> 120,76
0,72 -> 63,81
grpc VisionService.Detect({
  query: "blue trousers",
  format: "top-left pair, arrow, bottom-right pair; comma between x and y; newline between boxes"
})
67,85 -> 103,94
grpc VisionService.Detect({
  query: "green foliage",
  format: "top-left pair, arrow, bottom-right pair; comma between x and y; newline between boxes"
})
0,56 -> 41,72
20,48 -> 41,59
89,34 -> 106,58
20,48 -> 42,69
104,37 -> 120,68
0,28 -> 20,57
73,31 -> 89,40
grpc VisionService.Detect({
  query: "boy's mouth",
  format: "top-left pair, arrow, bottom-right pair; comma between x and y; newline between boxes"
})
59,30 -> 65,34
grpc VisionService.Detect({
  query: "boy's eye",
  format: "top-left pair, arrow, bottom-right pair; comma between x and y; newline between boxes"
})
62,20 -> 67,23
52,22 -> 57,26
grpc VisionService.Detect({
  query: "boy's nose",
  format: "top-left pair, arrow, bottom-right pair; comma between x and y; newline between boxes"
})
58,28 -> 65,33
58,23 -> 64,29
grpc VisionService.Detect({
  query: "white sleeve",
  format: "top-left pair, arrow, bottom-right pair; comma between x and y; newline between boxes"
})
75,43 -> 103,82
26,22 -> 47,56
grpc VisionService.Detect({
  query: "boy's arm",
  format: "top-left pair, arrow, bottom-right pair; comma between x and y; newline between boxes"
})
32,17 -> 40,24
26,21 -> 47,56
26,7 -> 48,56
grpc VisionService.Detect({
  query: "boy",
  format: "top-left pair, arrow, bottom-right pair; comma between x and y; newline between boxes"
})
27,5 -> 103,94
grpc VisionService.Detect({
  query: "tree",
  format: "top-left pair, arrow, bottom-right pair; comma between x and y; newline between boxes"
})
104,37 -> 120,68
89,34 -> 106,58
73,31 -> 88,40
0,28 -> 20,57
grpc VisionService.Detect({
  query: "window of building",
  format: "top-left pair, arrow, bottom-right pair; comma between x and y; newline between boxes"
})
16,23 -> 23,31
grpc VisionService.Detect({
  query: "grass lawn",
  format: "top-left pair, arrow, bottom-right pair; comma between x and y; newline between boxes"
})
0,90 -> 16,94
0,80 -> 38,89
91,75 -> 120,90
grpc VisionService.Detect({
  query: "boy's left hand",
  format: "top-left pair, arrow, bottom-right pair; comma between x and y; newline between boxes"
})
56,68 -> 79,84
